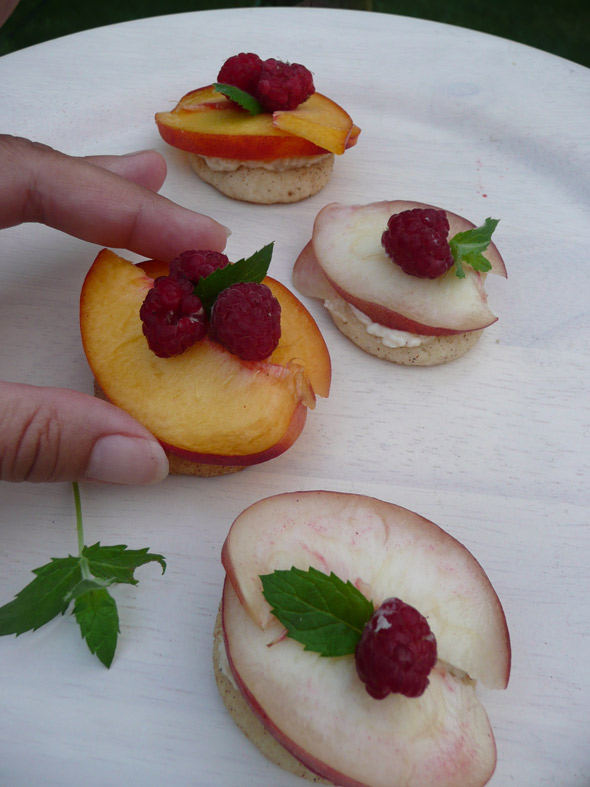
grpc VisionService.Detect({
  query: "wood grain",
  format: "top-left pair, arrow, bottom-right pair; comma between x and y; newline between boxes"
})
0,8 -> 588,786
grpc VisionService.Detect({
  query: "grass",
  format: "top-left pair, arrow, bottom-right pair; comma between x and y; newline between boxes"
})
1,0 -> 588,68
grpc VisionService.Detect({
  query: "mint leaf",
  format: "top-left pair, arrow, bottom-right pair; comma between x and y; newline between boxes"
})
260,566 -> 374,657
62,546 -> 166,604
213,83 -> 263,115
66,577 -> 116,602
74,588 -> 120,668
194,242 -> 274,312
0,557 -> 82,635
449,217 -> 499,278
0,483 -> 167,667
82,543 -> 166,585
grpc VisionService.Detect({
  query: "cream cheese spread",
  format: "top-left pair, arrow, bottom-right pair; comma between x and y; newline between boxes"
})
200,153 -> 332,172
216,635 -> 238,690
324,297 -> 434,348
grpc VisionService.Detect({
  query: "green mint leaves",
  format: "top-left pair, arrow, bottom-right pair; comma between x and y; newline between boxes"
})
0,556 -> 83,635
213,83 -> 263,115
450,217 -> 499,279
73,588 -> 119,667
260,566 -> 374,657
0,483 -> 166,668
194,242 -> 274,313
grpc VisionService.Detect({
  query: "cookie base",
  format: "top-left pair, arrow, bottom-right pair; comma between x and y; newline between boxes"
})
329,307 -> 483,366
213,607 -> 330,784
188,153 -> 334,204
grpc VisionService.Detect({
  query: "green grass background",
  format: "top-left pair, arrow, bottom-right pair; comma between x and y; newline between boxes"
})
1,0 -> 588,67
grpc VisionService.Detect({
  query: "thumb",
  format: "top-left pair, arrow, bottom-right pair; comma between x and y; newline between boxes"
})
0,381 -> 169,484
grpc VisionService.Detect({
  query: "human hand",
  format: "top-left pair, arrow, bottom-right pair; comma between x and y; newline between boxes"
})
0,135 -> 229,484
0,0 -> 19,27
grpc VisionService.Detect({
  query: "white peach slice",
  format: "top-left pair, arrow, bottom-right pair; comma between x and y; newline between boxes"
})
293,240 -> 337,301
294,201 -> 507,336
223,580 -> 497,787
222,491 -> 510,688
221,491 -> 510,787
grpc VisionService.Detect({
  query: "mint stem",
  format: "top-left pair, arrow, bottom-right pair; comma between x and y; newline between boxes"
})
73,482 -> 84,556
72,483 -> 93,580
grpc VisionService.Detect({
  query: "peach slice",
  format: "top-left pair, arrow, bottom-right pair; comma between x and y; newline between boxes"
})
136,258 -> 331,401
220,491 -> 511,786
80,250 -> 330,465
223,581 -> 497,787
265,278 -> 331,399
273,94 -> 358,155
294,201 -> 507,336
155,85 -> 359,159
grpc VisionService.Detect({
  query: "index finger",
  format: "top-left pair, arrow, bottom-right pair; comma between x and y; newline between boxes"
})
0,135 -> 229,260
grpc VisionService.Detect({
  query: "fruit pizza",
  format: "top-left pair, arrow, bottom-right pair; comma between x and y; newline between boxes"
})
156,53 -> 360,204
80,245 -> 331,476
294,201 -> 507,365
216,491 -> 511,787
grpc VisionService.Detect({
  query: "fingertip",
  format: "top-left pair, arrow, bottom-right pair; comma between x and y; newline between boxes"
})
205,220 -> 232,252
84,434 -> 169,485
156,211 -> 231,259
86,149 -> 168,192
137,149 -> 168,191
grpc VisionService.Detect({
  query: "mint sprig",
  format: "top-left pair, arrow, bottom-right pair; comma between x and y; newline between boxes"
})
450,217 -> 499,279
260,566 -> 374,657
213,83 -> 263,115
194,242 -> 274,313
0,483 -> 166,668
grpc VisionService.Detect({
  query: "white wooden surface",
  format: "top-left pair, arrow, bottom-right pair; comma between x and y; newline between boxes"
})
1,8 -> 589,786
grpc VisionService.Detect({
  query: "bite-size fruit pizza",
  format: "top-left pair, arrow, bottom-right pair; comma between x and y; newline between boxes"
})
80,244 -> 330,475
217,491 -> 511,787
156,53 -> 360,203
294,200 -> 507,365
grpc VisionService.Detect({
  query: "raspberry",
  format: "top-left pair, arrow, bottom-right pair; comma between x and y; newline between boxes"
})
140,276 -> 207,358
255,58 -> 315,112
169,249 -> 230,285
211,282 -> 281,361
355,598 -> 437,700
381,208 -> 454,279
217,52 -> 263,95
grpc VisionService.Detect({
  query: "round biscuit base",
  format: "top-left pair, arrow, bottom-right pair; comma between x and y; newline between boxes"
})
93,380 -> 243,477
329,310 -> 483,366
213,607 -> 331,784
166,454 -> 244,477
188,153 -> 334,204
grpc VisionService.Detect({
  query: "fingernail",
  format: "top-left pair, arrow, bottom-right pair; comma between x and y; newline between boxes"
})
220,224 -> 232,237
85,435 -> 169,485
121,148 -> 158,157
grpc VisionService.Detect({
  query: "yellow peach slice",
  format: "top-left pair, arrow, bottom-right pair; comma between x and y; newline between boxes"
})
80,250 -> 331,465
156,85 -> 359,159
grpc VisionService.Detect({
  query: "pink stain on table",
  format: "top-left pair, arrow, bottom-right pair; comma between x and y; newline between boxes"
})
475,158 -> 488,197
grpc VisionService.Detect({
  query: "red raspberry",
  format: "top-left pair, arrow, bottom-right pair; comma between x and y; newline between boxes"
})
355,598 -> 437,699
169,249 -> 230,285
255,58 -> 315,112
211,282 -> 281,361
140,276 -> 207,358
217,52 -> 263,95
381,208 -> 454,279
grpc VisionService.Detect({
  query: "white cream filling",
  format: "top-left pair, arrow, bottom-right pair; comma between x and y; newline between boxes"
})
200,153 -> 332,172
324,297 -> 435,348
217,635 -> 238,690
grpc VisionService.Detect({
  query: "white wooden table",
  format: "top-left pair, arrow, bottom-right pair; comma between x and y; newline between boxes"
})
1,7 -> 589,785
